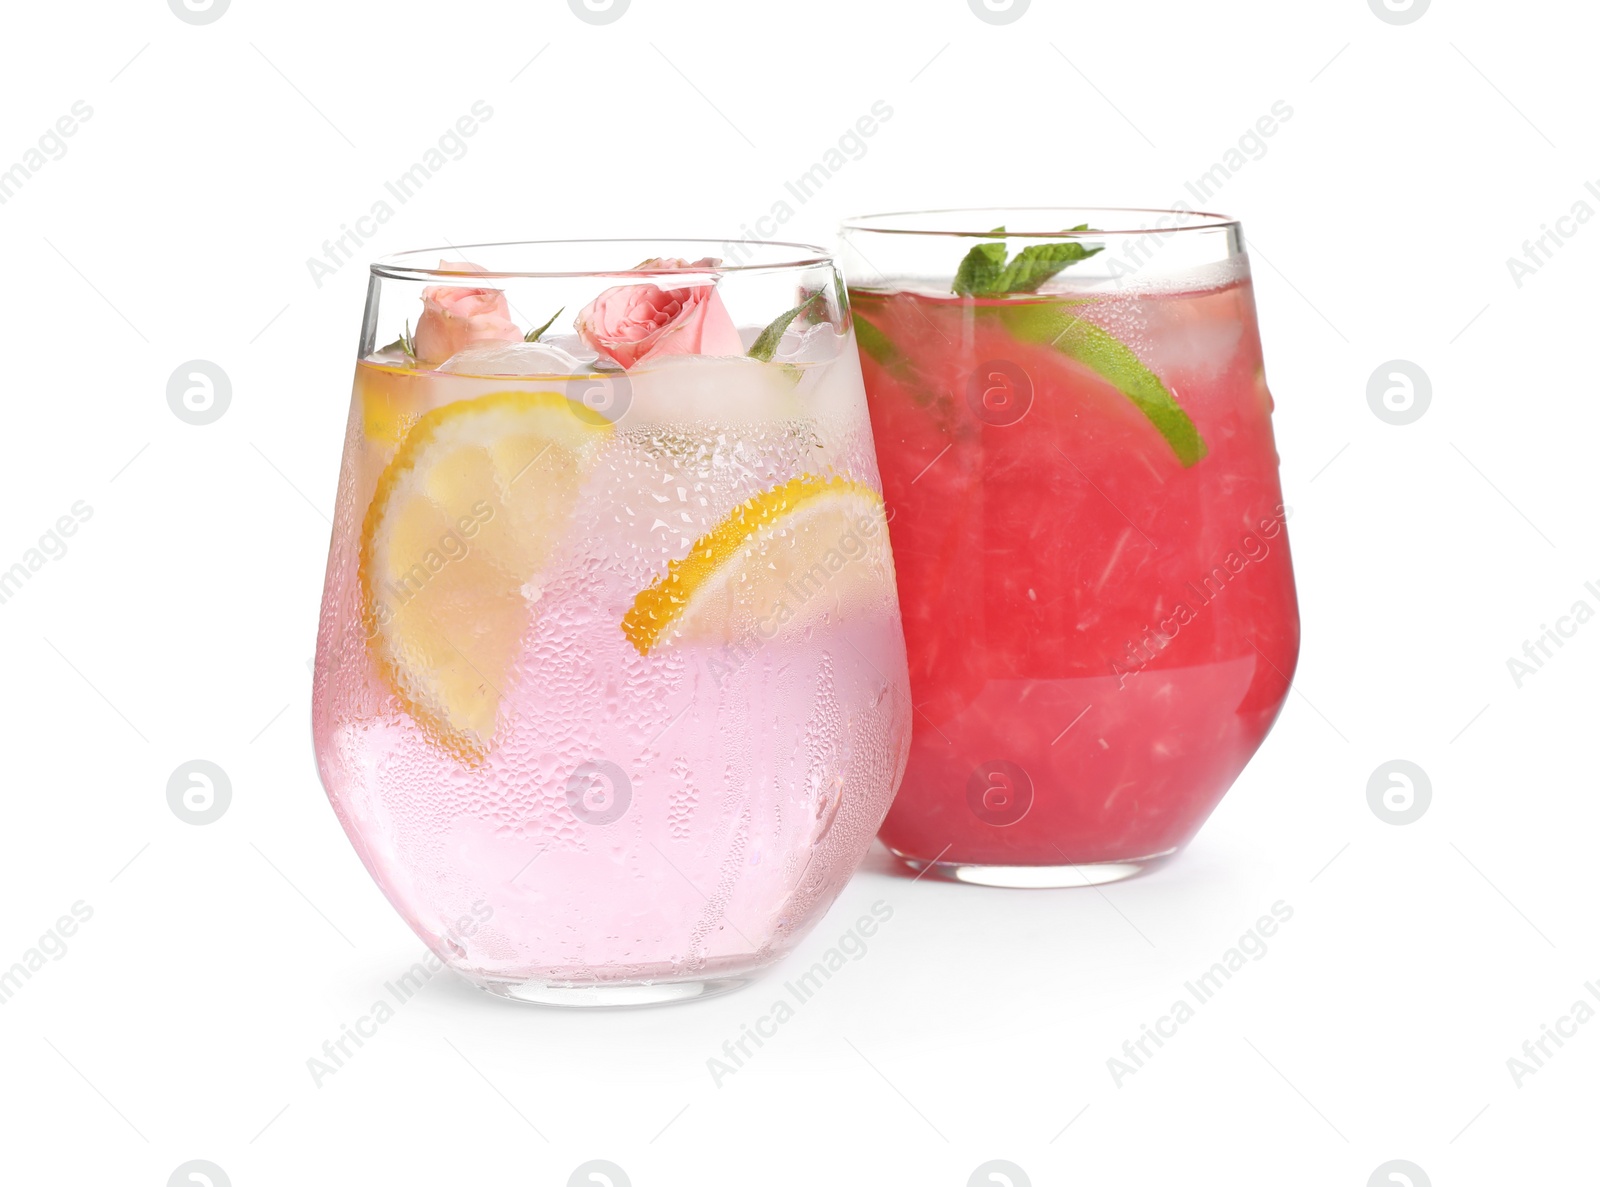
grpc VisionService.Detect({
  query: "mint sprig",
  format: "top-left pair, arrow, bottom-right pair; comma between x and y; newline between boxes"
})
952,235 -> 1010,296
748,293 -> 823,363
952,225 -> 1104,297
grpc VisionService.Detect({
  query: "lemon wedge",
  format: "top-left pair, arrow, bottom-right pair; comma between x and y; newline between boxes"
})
360,390 -> 608,761
622,475 -> 892,655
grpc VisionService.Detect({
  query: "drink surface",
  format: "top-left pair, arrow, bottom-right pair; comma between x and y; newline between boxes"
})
851,274 -> 1299,866
313,343 -> 910,986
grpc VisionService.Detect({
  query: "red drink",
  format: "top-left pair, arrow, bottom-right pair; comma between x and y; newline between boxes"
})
843,210 -> 1300,884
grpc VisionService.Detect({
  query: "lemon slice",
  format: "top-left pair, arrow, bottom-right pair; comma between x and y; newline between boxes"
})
623,475 -> 892,655
360,390 -> 608,761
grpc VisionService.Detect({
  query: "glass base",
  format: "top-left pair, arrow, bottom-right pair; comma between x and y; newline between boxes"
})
469,972 -> 754,1009
892,847 -> 1176,888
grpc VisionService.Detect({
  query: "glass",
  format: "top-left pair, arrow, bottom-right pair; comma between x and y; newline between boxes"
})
313,240 -> 911,1004
839,209 -> 1300,887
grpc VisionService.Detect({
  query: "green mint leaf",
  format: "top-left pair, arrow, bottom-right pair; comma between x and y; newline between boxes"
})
996,228 -> 1104,294
997,302 -> 1207,467
953,225 -> 1103,297
952,227 -> 1009,296
851,312 -> 908,376
748,293 -> 821,363
852,308 -> 945,407
400,318 -> 416,360
524,306 -> 564,343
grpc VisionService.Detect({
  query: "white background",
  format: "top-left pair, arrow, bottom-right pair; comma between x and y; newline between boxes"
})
1,0 -> 1593,1183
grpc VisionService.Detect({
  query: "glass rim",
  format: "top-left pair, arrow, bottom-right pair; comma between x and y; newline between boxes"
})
839,207 -> 1241,239
371,238 -> 834,281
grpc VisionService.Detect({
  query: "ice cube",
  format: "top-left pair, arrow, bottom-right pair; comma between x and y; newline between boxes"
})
1104,286 -> 1245,382
620,354 -> 805,429
438,341 -> 585,377
773,322 -> 846,365
535,332 -> 599,365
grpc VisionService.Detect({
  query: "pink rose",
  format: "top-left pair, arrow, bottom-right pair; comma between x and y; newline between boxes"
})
574,257 -> 743,369
413,260 -> 523,364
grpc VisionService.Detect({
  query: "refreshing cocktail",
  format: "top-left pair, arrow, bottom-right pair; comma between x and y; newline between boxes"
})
840,209 -> 1299,886
313,243 -> 910,1003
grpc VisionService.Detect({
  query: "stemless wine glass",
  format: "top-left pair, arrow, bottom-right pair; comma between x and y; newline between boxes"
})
840,209 -> 1300,887
312,241 -> 911,1004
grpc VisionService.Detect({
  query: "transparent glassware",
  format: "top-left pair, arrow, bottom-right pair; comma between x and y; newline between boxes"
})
839,209 -> 1300,887
312,241 -> 911,1004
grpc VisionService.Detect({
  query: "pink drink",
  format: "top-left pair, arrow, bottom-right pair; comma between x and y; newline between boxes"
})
313,246 -> 910,1003
843,211 -> 1300,883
